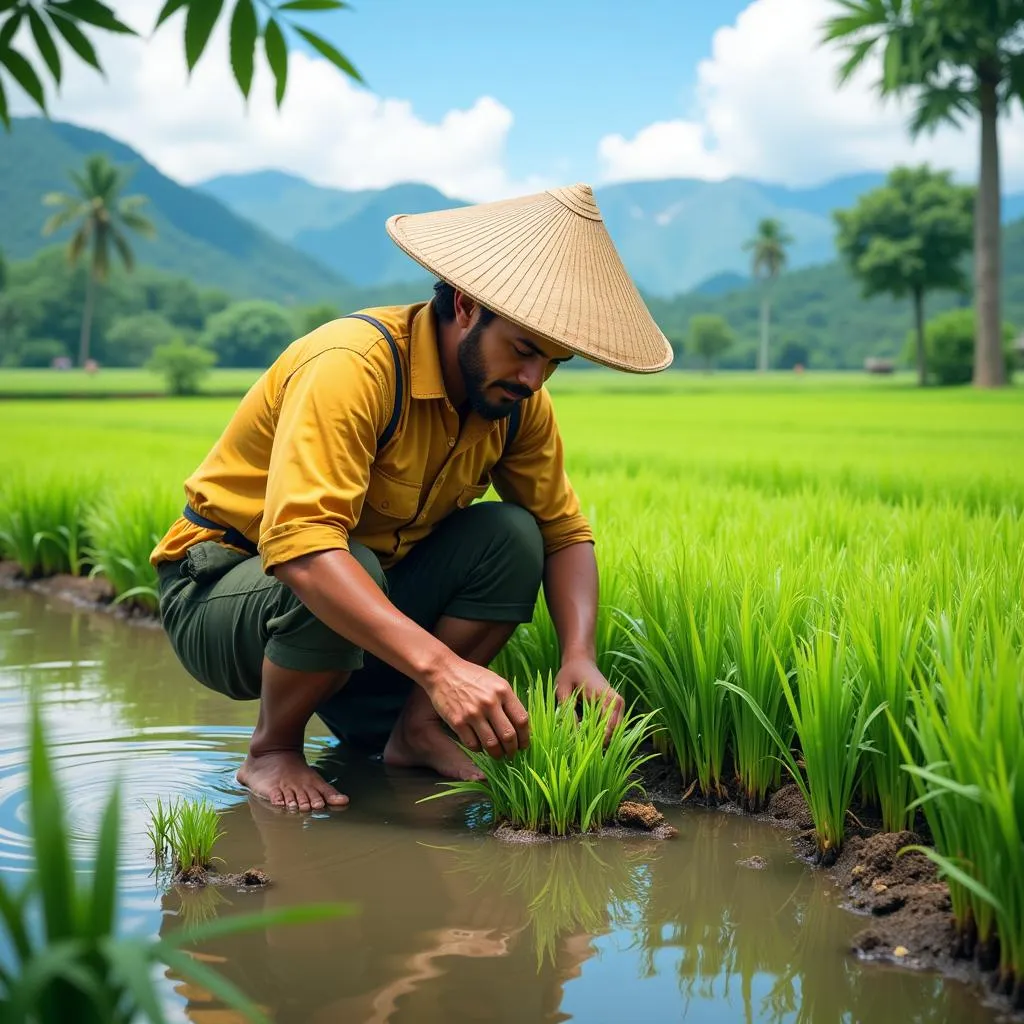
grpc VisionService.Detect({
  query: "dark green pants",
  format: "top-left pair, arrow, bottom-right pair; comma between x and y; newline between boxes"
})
157,502 -> 544,749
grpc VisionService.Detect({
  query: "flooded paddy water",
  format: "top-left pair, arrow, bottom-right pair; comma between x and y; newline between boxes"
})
0,584 -> 1006,1024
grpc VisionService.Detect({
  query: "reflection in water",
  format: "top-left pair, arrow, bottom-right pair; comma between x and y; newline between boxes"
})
0,587 -> 1002,1023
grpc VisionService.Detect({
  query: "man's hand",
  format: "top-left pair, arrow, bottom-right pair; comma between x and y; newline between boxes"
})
424,658 -> 530,760
554,657 -> 625,743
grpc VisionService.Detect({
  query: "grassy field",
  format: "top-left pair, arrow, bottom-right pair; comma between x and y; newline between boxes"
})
0,367 -> 263,396
2,374 -> 1023,987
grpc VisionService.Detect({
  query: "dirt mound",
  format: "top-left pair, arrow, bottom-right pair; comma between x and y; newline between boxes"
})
616,800 -> 665,830
763,784 -> 814,830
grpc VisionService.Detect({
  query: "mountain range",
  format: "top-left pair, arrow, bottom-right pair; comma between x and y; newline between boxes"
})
201,169 -> 1024,297
5,116 -> 1024,306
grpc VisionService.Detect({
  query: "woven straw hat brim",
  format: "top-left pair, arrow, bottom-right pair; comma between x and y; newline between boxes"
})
385,184 -> 673,373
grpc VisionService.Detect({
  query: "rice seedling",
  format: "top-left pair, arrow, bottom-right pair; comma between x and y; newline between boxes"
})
845,565 -> 928,832
619,555 -> 731,802
144,794 -> 180,864
0,696 -> 353,1024
721,621 -> 884,863
722,566 -> 806,812
420,672 -> 659,836
168,796 -> 225,876
84,488 -> 180,610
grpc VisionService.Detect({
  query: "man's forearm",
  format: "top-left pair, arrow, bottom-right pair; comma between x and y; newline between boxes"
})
542,541 -> 599,662
273,548 -> 455,688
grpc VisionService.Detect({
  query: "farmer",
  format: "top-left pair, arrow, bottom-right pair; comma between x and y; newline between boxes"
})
150,184 -> 672,813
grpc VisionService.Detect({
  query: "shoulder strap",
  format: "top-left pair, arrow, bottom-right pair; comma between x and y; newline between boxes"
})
503,402 -> 522,457
343,313 -> 403,449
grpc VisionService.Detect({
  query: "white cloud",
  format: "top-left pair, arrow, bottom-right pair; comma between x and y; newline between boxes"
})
598,0 -> 1024,190
8,4 -> 546,201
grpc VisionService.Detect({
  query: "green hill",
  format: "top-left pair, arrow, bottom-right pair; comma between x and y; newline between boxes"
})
647,217 -> 1024,370
200,168 -> 1024,297
0,119 -> 348,304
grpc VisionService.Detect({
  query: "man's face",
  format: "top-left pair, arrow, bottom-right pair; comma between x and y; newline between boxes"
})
457,312 -> 574,420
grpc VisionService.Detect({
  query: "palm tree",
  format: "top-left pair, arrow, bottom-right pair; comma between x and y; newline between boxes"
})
743,218 -> 793,373
41,154 -> 156,367
823,0 -> 1024,389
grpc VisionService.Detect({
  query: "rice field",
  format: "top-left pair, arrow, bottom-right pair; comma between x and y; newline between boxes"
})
2,371 -> 1023,997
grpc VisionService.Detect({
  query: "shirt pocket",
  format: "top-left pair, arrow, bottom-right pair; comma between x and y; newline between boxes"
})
362,469 -> 421,522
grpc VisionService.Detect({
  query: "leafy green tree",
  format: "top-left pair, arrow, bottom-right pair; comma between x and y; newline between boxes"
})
743,218 -> 793,373
42,154 -> 156,367
823,0 -> 1024,389
0,1 -> 361,129
295,301 -> 343,337
834,165 -> 973,386
203,299 -> 295,367
148,337 -> 217,395
907,307 -> 1016,385
688,314 -> 735,372
105,311 -> 180,367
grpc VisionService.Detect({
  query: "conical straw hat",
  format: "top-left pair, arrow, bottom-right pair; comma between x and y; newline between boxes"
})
385,184 -> 673,373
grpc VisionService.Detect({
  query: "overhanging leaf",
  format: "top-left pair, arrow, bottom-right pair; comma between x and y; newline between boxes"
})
28,8 -> 62,85
184,0 -> 224,71
263,17 -> 287,105
229,0 -> 257,98
293,25 -> 361,82
48,10 -> 103,72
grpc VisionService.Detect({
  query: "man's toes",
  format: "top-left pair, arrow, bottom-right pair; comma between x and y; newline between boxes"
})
309,791 -> 325,810
283,786 -> 300,810
319,783 -> 349,806
269,787 -> 286,807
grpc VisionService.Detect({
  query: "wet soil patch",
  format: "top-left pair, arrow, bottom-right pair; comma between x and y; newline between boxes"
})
639,758 -> 1022,1020
492,801 -> 678,844
173,865 -> 271,889
0,560 -> 161,627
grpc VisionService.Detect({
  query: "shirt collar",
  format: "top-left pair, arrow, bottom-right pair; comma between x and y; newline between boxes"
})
409,303 -> 449,402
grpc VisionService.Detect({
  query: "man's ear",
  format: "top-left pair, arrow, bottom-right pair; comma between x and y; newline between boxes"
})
453,289 -> 478,330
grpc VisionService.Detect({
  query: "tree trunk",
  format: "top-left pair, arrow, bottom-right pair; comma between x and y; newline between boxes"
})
973,74 -> 1004,388
913,286 -> 927,387
79,271 -> 96,368
758,294 -> 770,373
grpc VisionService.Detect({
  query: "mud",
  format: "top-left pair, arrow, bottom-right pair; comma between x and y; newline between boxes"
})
492,802 -> 678,844
0,560 -> 161,627
174,865 -> 272,888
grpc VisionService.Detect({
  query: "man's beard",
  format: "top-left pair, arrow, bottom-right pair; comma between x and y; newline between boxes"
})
457,319 -> 532,421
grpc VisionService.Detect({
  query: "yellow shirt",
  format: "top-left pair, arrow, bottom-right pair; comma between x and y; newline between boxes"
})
150,302 -> 594,572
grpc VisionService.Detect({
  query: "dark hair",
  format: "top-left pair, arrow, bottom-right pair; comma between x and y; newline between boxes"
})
432,279 -> 496,327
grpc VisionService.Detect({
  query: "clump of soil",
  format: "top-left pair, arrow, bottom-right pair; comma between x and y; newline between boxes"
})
172,865 -> 272,888
491,802 -> 678,845
616,800 -> 665,830
762,783 -> 814,831
834,831 -> 957,966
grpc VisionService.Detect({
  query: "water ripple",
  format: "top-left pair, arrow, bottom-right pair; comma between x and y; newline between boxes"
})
0,722 -> 254,891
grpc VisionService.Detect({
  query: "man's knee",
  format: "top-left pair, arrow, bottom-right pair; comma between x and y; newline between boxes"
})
484,502 -> 544,586
266,541 -> 386,671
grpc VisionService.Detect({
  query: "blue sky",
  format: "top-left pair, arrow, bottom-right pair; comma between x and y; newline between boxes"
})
20,0 -> 1024,197
305,0 -> 752,185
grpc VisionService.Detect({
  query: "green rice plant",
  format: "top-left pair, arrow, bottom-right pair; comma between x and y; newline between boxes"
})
0,696 -> 353,1024
168,797 -> 225,875
845,565 -> 928,832
84,488 -> 179,610
895,611 -> 1024,995
0,474 -> 99,577
420,672 -> 659,836
144,795 -> 180,864
619,556 -> 731,801
722,566 -> 805,812
720,621 -> 885,863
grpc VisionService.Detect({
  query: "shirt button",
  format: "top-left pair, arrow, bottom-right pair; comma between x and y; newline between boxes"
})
381,500 -> 389,509
447,436 -> 455,447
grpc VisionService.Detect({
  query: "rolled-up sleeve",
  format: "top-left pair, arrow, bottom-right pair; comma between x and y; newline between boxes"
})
490,389 -> 594,555
259,348 -> 388,572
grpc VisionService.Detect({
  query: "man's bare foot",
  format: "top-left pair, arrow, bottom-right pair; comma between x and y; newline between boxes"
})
383,714 -> 484,781
236,750 -> 349,811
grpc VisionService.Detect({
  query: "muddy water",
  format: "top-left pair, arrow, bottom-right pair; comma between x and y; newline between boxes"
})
0,585 -> 1002,1024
